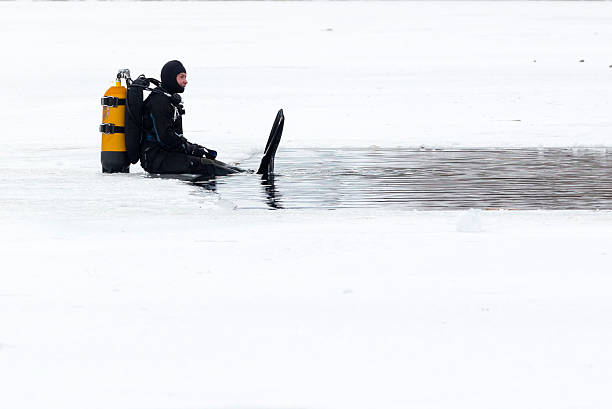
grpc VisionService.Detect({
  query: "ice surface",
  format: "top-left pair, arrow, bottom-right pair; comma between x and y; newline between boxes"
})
456,209 -> 483,232
1,2 -> 612,409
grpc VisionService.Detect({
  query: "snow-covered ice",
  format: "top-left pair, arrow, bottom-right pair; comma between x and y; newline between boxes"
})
456,209 -> 483,232
1,1 -> 612,409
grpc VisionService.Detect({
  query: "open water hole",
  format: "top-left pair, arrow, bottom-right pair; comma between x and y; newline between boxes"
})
189,148 -> 612,210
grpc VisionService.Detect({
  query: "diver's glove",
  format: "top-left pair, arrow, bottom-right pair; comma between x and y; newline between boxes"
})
203,148 -> 217,159
192,146 -> 217,160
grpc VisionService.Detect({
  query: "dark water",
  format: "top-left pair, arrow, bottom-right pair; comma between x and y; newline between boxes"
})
190,148 -> 612,210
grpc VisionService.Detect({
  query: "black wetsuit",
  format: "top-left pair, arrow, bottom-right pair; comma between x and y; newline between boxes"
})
139,91 -> 240,176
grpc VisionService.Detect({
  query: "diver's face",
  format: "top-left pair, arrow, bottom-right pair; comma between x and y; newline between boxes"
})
176,72 -> 188,89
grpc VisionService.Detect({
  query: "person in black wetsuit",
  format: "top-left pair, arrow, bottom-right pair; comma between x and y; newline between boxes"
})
140,60 -> 242,177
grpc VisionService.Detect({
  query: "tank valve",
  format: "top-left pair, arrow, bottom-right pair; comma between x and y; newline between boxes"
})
117,68 -> 131,81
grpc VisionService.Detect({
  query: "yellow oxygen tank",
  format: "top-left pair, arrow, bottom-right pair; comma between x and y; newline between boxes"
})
100,72 -> 129,173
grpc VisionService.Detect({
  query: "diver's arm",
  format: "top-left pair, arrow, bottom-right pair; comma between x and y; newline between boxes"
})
181,138 -> 217,159
177,134 -> 205,156
175,119 -> 218,159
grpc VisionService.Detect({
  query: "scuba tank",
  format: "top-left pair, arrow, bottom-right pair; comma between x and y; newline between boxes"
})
100,69 -> 131,173
100,69 -> 166,173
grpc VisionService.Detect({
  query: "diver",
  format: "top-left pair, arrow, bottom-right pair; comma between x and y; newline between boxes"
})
140,60 -> 243,177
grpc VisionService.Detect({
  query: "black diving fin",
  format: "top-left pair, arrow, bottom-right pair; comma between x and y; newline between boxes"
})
257,109 -> 284,176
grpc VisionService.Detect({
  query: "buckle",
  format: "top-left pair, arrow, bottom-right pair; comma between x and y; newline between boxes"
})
100,123 -> 125,134
101,96 -> 126,107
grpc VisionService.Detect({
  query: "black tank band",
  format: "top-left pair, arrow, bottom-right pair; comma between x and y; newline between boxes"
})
101,96 -> 126,107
